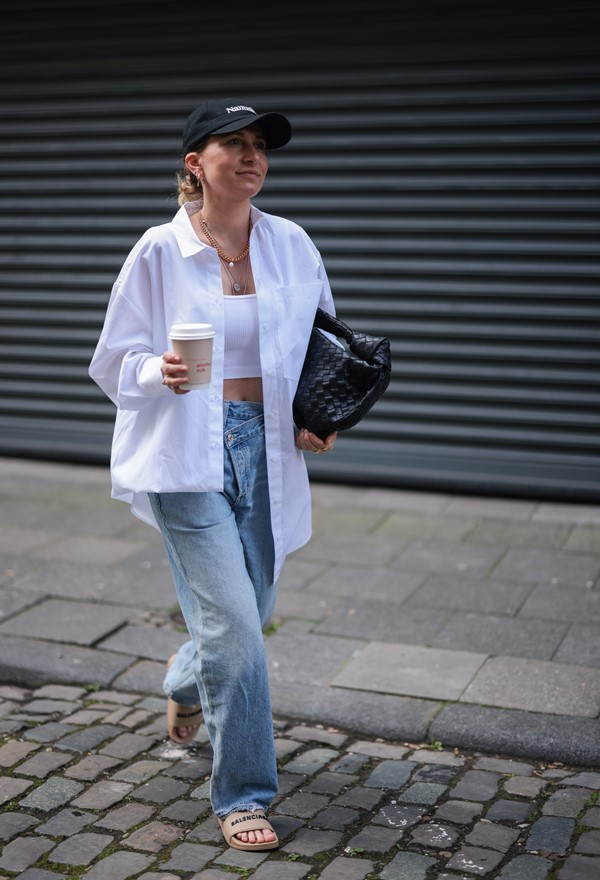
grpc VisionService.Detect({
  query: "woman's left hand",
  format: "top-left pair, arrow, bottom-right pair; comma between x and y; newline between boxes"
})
296,428 -> 337,454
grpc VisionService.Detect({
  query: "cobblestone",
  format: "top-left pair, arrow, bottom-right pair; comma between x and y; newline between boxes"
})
498,854 -> 552,879
542,786 -> 591,816
0,812 -> 38,840
71,779 -> 134,809
365,759 -> 415,789
47,831 -> 114,866
0,682 -> 598,878
465,820 -> 519,851
34,807 -> 94,837
446,845 -> 505,874
83,851 -> 154,879
14,749 -> 72,778
526,816 -> 576,854
0,836 -> 54,872
558,854 -> 600,879
19,777 -> 84,812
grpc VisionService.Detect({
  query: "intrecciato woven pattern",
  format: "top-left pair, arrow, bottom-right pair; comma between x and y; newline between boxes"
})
293,309 -> 391,440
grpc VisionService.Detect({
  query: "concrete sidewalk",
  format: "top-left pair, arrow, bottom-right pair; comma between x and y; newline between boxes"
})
0,457 -> 599,767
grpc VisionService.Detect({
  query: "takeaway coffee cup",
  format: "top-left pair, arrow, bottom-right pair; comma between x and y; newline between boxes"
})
169,323 -> 215,390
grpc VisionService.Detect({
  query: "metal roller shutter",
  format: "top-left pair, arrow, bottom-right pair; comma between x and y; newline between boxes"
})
1,1 -> 599,499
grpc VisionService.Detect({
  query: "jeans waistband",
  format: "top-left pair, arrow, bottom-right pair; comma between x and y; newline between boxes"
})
223,399 -> 264,422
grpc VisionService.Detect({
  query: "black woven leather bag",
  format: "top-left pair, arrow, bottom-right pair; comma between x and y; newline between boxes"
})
293,308 -> 392,440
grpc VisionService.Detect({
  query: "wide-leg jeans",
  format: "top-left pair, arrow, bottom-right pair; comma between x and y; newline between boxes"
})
148,400 -> 278,818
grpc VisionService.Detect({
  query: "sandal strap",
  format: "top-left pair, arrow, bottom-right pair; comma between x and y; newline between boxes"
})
167,700 -> 202,726
174,707 -> 202,723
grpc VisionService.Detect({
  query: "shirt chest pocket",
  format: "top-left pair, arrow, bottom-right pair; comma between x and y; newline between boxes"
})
274,283 -> 323,379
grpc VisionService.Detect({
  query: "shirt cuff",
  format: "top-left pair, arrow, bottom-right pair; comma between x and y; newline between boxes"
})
137,355 -> 167,396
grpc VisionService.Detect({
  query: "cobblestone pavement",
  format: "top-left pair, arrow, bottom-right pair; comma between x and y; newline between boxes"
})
1,684 -> 599,880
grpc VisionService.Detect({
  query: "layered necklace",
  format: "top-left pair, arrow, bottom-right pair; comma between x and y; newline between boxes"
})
198,213 -> 253,295
221,252 -> 251,295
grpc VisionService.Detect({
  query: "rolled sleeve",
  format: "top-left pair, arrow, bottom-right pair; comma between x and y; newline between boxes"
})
117,352 -> 166,407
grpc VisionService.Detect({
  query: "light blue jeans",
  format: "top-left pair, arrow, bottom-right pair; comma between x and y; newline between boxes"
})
148,400 -> 278,819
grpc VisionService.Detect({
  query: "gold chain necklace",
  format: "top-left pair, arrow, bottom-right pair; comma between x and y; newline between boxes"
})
222,253 -> 251,295
198,214 -> 252,267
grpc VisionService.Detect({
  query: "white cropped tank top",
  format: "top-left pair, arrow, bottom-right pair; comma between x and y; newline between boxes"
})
223,294 -> 262,379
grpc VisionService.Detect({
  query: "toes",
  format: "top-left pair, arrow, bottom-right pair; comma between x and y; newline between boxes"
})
234,829 -> 275,844
175,724 -> 199,739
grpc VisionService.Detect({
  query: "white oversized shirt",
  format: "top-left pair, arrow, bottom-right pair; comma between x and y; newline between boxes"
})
89,201 -> 336,581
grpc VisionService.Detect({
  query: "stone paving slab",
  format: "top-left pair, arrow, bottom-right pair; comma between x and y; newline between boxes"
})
0,634 -> 132,689
518,583 -> 600,623
332,642 -> 488,701
0,526 -> 63,557
430,611 -> 569,660
97,623 -> 189,662
391,539 -> 506,578
0,682 -> 598,879
493,547 -> 600,587
405,574 -> 534,615
533,501 -> 600,524
0,586 -> 39,619
304,564 -> 425,604
314,599 -> 450,644
4,551 -> 175,611
28,533 -> 148,567
461,656 -> 600,717
372,511 -> 476,542
0,599 -> 134,646
112,660 -> 170,696
555,623 -> 600,667
265,620 -> 367,687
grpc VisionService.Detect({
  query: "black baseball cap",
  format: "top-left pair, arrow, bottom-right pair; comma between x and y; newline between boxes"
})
182,98 -> 292,153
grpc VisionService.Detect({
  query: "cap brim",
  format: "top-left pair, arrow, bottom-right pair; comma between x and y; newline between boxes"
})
210,112 -> 292,150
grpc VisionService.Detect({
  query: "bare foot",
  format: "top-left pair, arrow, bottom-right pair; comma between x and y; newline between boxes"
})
235,826 -> 277,845
175,723 -> 199,740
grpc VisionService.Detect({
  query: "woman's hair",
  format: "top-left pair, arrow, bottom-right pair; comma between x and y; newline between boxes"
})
177,140 -> 207,205
177,167 -> 203,206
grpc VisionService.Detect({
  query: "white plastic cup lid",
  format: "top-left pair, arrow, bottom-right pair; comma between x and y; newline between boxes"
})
169,323 -> 215,339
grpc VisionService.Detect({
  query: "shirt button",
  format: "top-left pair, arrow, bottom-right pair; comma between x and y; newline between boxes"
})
227,433 -> 235,443
262,323 -> 268,330
267,369 -> 274,377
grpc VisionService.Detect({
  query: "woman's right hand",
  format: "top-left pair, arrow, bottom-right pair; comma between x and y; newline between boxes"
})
161,352 -> 189,395
296,428 -> 337,454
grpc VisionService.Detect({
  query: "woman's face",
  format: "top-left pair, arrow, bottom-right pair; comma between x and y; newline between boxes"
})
186,123 -> 269,202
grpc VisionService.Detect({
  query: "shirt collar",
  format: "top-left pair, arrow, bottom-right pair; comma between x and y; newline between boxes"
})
173,200 -> 266,259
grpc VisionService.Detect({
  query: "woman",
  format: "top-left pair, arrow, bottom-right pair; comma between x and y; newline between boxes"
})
89,97 -> 337,852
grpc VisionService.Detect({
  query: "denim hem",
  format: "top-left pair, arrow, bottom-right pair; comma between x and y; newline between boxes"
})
217,803 -> 268,821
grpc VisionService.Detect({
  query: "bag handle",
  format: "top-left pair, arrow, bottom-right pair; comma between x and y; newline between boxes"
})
313,307 -> 353,343
313,308 -> 392,371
